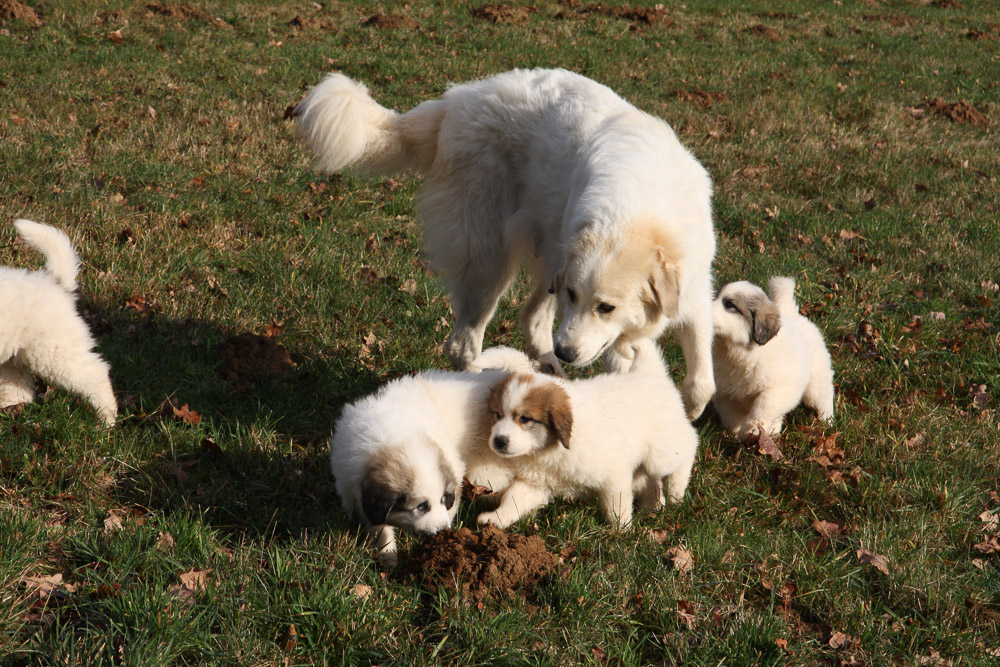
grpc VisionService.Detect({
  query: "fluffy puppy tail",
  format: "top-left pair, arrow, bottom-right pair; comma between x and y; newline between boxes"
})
474,346 -> 536,374
292,73 -> 444,176
768,276 -> 798,316
13,219 -> 80,292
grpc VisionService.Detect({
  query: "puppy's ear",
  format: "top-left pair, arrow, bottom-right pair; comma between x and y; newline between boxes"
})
547,385 -> 573,449
647,249 -> 681,319
360,471 -> 402,526
751,298 -> 782,345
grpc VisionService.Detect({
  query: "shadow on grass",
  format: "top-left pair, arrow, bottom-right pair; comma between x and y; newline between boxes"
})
78,298 -> 385,542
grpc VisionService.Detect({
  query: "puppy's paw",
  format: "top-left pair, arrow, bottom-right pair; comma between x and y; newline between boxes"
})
377,549 -> 399,568
477,511 -> 508,528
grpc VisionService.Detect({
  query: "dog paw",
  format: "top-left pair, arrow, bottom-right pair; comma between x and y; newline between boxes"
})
533,352 -> 566,377
681,375 -> 714,421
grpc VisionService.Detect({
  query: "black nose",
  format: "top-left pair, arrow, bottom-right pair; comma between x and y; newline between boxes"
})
493,435 -> 509,451
554,343 -> 577,363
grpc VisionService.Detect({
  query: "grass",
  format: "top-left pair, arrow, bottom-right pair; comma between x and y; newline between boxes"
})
1,0 -> 998,664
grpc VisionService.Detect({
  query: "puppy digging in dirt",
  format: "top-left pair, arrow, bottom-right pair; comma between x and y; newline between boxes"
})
711,276 -> 834,441
0,219 -> 117,426
477,339 -> 698,530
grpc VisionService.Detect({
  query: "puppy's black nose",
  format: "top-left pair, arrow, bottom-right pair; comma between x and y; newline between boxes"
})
554,343 -> 577,363
493,435 -> 509,451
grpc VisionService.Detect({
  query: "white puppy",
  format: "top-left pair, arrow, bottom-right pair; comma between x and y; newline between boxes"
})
711,277 -> 834,440
329,347 -> 532,564
1,220 -> 117,426
293,68 -> 717,419
477,339 -> 698,530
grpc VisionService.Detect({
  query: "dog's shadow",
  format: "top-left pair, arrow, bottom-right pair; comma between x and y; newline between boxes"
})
76,300 -> 381,541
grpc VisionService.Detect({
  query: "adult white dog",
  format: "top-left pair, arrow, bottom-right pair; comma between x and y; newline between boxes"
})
711,277 -> 835,440
477,339 -> 698,530
0,219 -> 117,425
329,347 -> 531,564
293,68 -> 717,419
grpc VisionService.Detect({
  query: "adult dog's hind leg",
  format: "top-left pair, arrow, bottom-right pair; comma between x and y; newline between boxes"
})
443,258 -> 517,371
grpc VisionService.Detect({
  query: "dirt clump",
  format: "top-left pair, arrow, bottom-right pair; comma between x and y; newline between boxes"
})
0,0 -> 41,24
966,24 -> 1000,40
216,333 -> 295,387
471,4 -> 538,25
363,13 -> 418,30
924,97 -> 989,127
405,523 -> 559,604
671,89 -> 729,108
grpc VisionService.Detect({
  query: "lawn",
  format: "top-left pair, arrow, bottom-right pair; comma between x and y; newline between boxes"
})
1,0 -> 998,664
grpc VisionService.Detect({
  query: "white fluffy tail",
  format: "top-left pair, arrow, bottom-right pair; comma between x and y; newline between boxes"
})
768,276 -> 798,316
292,73 -> 444,175
13,219 -> 80,291
474,346 -> 536,374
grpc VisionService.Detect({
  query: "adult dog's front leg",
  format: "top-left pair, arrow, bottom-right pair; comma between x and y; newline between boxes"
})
519,280 -> 565,376
677,298 -> 716,420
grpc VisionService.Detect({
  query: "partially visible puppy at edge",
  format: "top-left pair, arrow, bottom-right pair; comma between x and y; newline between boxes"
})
478,339 -> 698,530
711,276 -> 834,441
0,220 -> 117,426
328,347 -> 535,565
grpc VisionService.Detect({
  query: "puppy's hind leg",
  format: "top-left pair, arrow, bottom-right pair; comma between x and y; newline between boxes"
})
665,454 -> 695,503
0,356 -> 36,408
803,358 -> 835,424
26,344 -> 117,426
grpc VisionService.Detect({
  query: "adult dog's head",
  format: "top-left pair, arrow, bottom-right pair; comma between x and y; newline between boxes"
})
487,373 -> 573,457
359,437 -> 459,536
553,224 -> 680,367
712,281 -> 781,348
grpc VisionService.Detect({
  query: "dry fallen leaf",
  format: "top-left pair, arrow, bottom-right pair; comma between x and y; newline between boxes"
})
813,519 -> 842,542
664,546 -> 694,575
156,531 -> 176,553
751,429 -> 783,461
828,630 -> 852,650
179,569 -> 212,592
676,599 -> 696,627
22,573 -> 76,597
461,477 -> 493,500
398,278 -> 417,294
351,583 -> 373,600
109,29 -> 124,43
856,546 -> 890,575
648,528 -> 671,543
980,510 -> 999,531
172,403 -> 201,426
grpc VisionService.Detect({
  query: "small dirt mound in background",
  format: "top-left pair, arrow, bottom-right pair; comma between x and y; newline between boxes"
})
471,4 -> 538,25
0,0 -> 41,24
363,13 -> 418,30
925,97 -> 990,127
404,524 -> 559,604
217,333 -> 295,387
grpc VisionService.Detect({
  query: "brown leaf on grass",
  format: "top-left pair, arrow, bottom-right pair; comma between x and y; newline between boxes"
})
979,510 -> 999,531
813,519 -> 842,542
828,630 -> 854,650
104,508 -> 127,533
461,477 -> 493,500
648,528 -> 671,543
775,638 -> 789,651
971,385 -> 989,410
350,583 -> 373,600
664,546 -> 694,575
591,646 -> 606,663
838,229 -> 861,240
179,568 -> 212,592
904,433 -> 927,449
172,403 -> 201,426
398,278 -> 417,294
974,534 -> 1000,555
125,294 -> 154,314
750,429 -> 783,461
856,546 -> 890,574
108,29 -> 124,43
21,573 -> 76,598
279,623 -> 298,652
914,649 -> 954,667
676,599 -> 696,627
156,531 -> 175,553
263,322 -> 285,338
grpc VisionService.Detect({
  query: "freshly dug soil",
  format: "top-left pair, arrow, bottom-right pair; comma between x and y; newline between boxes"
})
924,97 -> 990,127
216,333 -> 295,386
0,0 -> 41,24
405,524 -> 558,604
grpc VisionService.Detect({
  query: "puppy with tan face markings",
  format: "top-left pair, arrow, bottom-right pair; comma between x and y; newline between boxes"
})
711,277 -> 835,441
477,339 -> 699,530
329,347 -> 534,565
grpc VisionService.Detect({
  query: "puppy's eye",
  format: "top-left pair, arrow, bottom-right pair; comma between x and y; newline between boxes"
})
566,288 -> 577,304
722,298 -> 738,313
416,501 -> 430,513
492,411 -> 503,422
596,302 -> 615,314
518,415 -> 534,425
442,492 -> 455,510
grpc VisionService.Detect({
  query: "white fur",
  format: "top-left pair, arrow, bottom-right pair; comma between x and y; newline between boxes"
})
0,220 -> 116,426
712,277 -> 835,440
477,339 -> 698,530
295,68 -> 717,419
328,347 -> 532,564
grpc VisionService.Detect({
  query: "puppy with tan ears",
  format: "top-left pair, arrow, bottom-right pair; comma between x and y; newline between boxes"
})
329,347 -> 534,565
478,339 -> 698,530
711,277 -> 834,441
1,220 -> 117,425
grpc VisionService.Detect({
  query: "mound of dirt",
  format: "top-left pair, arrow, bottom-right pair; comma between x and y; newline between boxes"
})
216,333 -> 295,387
363,13 -> 418,30
924,97 -> 989,127
405,524 -> 558,603
0,0 -> 41,24
471,4 -> 538,25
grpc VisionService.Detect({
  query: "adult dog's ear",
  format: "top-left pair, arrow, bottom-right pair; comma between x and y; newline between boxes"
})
647,248 -> 681,319
547,385 -> 573,449
750,298 -> 781,345
360,471 -> 402,526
